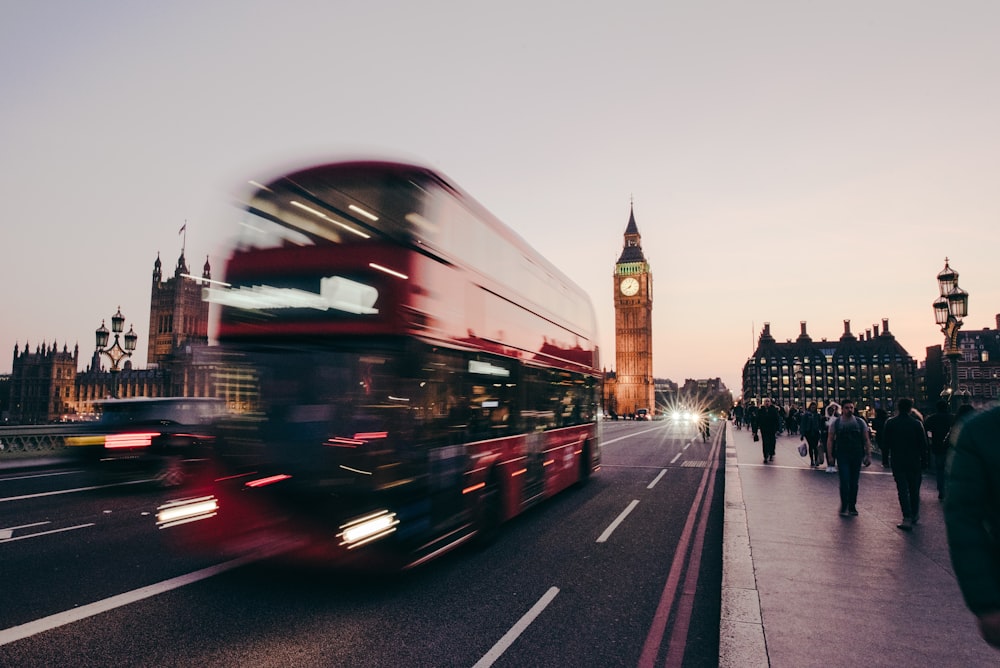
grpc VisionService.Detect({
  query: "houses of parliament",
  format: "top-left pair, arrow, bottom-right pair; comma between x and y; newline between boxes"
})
5,248 -> 218,424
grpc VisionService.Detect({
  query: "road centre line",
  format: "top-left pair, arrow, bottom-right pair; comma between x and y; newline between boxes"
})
0,523 -> 94,543
669,452 -> 682,465
0,554 -> 264,646
596,499 -> 640,543
647,469 -> 667,489
472,586 -> 559,668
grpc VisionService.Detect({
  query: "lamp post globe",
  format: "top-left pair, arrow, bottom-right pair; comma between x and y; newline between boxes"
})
932,259 -> 968,412
96,306 -> 137,399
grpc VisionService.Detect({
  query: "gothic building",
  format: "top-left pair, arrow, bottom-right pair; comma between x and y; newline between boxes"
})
7,247 -> 214,423
148,250 -> 211,366
609,205 -> 655,417
742,319 -> 918,415
8,341 -> 79,424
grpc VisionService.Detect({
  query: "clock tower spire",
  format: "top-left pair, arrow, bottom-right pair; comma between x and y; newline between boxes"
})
612,203 -> 654,418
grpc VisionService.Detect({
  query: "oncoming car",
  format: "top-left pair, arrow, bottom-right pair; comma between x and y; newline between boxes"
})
666,407 -> 702,425
67,397 -> 226,487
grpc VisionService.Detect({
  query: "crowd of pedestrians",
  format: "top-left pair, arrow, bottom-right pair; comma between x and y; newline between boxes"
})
732,395 -> 1000,650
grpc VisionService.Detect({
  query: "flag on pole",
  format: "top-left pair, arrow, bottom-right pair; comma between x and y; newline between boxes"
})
178,223 -> 187,235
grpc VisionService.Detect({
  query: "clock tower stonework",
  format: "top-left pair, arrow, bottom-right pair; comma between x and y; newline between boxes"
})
613,205 -> 654,417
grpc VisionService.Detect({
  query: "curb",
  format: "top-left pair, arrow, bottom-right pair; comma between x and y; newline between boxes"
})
719,426 -> 768,667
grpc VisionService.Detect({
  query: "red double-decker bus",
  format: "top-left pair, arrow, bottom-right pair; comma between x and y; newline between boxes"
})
158,160 -> 601,569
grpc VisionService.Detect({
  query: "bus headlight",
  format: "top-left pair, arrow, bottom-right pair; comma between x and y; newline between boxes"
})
157,496 -> 219,529
337,510 -> 399,549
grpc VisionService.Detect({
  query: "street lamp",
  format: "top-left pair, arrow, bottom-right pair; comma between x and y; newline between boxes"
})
933,258 -> 969,411
96,306 -> 138,398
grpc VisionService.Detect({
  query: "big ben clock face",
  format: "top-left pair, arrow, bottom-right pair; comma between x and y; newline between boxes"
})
620,277 -> 639,296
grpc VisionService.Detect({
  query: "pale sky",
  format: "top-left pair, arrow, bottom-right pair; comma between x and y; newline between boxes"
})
3,1 -> 999,394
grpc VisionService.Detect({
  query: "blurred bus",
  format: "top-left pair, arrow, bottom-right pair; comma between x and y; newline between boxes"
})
159,160 -> 601,569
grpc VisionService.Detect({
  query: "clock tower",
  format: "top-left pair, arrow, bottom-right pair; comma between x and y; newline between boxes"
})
613,204 -> 654,417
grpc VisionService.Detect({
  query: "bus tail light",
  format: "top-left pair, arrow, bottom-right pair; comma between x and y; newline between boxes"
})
156,496 -> 219,529
105,432 -> 159,449
337,510 -> 398,549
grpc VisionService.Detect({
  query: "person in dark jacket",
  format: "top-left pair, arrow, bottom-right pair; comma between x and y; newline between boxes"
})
944,405 -> 1000,649
924,400 -> 954,500
871,408 -> 889,468
880,398 -> 929,530
757,398 -> 780,463
799,402 -> 822,467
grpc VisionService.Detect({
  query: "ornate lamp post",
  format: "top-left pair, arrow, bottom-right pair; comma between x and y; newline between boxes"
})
932,259 -> 969,411
96,306 -> 138,399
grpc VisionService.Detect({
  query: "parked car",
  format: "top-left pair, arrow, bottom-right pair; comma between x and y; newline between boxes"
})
66,397 -> 226,487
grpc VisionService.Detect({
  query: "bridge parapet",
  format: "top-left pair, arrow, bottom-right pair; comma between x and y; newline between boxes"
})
0,425 -> 91,457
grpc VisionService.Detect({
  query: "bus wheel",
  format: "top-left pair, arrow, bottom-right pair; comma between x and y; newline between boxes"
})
474,474 -> 502,547
158,457 -> 186,488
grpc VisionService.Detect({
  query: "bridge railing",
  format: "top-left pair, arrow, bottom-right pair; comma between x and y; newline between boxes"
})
0,425 -> 90,458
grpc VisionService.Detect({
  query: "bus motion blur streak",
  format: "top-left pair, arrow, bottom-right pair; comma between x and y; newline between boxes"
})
160,160 -> 602,570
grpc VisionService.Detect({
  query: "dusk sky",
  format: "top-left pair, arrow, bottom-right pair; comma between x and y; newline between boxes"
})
3,2 -> 998,394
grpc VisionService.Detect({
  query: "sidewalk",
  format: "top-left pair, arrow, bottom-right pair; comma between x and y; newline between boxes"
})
720,422 -> 998,667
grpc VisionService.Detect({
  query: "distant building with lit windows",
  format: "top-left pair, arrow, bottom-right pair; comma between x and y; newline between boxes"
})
742,319 -> 917,415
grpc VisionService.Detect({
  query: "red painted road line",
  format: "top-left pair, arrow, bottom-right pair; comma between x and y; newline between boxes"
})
664,431 -> 722,667
638,428 -> 723,667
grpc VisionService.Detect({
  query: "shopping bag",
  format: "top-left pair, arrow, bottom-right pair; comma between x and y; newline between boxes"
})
797,442 -> 807,457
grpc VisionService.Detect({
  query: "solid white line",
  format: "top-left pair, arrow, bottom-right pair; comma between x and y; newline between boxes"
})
683,442 -> 691,450
0,479 -> 149,502
0,554 -> 260,646
670,452 -> 682,465
0,523 -> 94,543
0,470 -> 78,482
601,425 -> 666,446
596,499 -> 640,543
647,469 -> 667,489
472,586 -> 560,668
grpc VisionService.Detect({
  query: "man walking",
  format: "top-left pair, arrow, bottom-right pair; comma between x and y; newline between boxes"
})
826,399 -> 871,516
881,398 -> 929,530
924,400 -> 954,501
757,398 -> 780,463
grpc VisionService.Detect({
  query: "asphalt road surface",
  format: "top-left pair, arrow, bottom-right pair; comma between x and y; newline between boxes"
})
0,420 -> 725,667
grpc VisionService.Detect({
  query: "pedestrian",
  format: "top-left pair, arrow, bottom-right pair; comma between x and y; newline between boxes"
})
944,405 -> 1000,649
923,400 -> 954,501
747,402 -> 759,442
825,398 -> 871,516
799,402 -> 822,467
821,402 -> 841,473
871,408 -> 889,468
880,398 -> 929,530
757,397 -> 780,463
699,416 -> 710,443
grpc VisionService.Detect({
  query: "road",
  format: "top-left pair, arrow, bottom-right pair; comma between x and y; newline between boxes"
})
0,420 -> 725,667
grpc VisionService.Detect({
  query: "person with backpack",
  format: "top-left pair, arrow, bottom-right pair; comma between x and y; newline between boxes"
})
825,398 -> 872,516
799,402 -> 822,467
